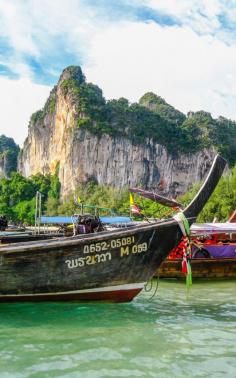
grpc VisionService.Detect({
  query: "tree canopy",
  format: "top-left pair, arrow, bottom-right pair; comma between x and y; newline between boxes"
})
0,164 -> 235,224
0,173 -> 60,224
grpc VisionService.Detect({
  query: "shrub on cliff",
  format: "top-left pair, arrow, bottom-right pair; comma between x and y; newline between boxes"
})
0,135 -> 20,176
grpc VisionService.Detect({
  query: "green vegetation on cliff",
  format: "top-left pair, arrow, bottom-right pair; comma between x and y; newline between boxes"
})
0,135 -> 20,176
31,87 -> 57,125
30,66 -> 236,165
139,92 -> 186,125
58,67 -> 236,164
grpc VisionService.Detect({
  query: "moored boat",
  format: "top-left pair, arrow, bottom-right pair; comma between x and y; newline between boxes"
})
158,214 -> 236,280
0,155 -> 226,302
0,231 -> 64,244
158,257 -> 236,279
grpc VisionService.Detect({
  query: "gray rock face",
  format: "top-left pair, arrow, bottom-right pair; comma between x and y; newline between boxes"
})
0,155 -> 6,178
19,122 -> 215,198
18,67 -> 216,197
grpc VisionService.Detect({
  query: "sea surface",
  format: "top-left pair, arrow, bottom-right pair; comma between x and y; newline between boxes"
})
0,280 -> 236,378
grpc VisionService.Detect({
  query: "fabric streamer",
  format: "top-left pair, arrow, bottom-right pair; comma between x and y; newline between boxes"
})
174,212 -> 192,289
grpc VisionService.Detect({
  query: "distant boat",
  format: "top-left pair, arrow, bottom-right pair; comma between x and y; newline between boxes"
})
158,210 -> 236,280
0,231 -> 64,244
0,155 -> 226,302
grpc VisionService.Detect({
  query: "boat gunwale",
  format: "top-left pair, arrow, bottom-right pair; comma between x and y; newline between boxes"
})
165,257 -> 236,263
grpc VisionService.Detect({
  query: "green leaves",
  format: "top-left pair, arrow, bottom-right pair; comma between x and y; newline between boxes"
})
0,164 -> 234,224
0,135 -> 19,176
0,173 -> 61,224
179,166 -> 236,222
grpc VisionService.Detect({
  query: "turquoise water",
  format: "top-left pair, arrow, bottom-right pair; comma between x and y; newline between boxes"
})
0,280 -> 236,378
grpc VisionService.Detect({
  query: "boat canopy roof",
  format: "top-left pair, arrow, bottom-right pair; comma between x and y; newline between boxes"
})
191,223 -> 236,235
40,216 -> 131,225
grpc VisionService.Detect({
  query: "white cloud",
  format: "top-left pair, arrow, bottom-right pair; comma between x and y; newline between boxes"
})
143,0 -> 223,33
85,21 -> 236,120
0,76 -> 51,146
0,0 -> 39,57
1,0 -> 236,148
0,0 -> 100,65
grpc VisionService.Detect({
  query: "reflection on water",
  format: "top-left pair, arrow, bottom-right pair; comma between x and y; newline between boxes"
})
0,280 -> 236,378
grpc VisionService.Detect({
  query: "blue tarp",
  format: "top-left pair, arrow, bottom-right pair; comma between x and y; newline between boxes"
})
41,216 -> 74,224
100,216 -> 131,224
40,216 -> 131,224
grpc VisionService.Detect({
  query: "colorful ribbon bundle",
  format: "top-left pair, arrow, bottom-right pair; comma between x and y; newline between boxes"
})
174,212 -> 192,288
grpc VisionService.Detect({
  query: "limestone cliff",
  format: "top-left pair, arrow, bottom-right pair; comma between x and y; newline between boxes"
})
19,66 -> 217,197
0,135 -> 19,178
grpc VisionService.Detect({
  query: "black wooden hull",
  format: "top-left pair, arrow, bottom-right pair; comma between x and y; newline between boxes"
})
0,221 -> 182,302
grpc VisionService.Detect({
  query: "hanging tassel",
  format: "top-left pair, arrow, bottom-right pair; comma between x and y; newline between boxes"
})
186,260 -> 192,288
174,213 -> 193,290
181,236 -> 189,275
182,257 -> 188,275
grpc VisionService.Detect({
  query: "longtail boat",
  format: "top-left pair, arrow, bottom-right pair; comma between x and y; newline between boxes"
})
0,155 -> 226,302
158,212 -> 236,280
158,257 -> 236,279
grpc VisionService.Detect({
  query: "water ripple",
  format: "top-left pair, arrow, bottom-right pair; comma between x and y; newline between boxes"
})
0,280 -> 236,377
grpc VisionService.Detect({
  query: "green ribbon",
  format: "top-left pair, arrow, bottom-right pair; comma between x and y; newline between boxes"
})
174,211 -> 190,236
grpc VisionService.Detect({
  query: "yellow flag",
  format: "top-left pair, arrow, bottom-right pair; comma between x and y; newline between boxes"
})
77,196 -> 81,204
130,193 -> 134,206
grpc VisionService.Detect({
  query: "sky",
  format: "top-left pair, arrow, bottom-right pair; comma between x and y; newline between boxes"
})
1,0 -> 236,146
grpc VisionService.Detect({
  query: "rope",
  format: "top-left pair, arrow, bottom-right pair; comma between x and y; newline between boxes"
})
148,274 -> 159,301
144,274 -> 159,301
144,279 -> 153,292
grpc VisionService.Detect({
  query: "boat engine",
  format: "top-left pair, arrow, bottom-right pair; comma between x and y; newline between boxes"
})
74,214 -> 104,235
0,215 -> 8,231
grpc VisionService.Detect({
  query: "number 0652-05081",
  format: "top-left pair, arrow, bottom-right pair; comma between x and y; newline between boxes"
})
83,236 -> 135,254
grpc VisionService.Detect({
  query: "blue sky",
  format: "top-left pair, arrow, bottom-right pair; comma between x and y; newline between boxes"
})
0,0 -> 236,145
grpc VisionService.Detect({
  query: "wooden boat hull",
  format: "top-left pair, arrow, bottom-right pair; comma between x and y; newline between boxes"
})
0,222 -> 182,302
158,258 -> 236,279
0,283 -> 144,303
